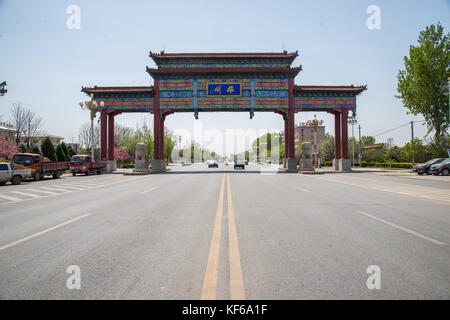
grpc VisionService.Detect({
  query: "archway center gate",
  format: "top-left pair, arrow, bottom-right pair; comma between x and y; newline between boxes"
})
82,51 -> 366,172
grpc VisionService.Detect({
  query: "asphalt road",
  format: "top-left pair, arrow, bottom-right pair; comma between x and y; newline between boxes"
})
0,163 -> 449,299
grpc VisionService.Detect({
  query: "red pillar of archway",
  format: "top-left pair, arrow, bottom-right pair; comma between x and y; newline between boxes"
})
152,79 -> 166,172
340,108 -> 351,171
334,111 -> 341,170
286,78 -> 297,172
100,111 -> 107,160
107,112 -> 115,161
284,115 -> 289,163
341,108 -> 349,160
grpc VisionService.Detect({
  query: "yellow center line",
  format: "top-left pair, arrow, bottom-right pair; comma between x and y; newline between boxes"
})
201,173 -> 226,300
226,173 -> 246,300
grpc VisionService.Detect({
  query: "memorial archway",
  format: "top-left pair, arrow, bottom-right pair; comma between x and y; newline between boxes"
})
82,51 -> 366,172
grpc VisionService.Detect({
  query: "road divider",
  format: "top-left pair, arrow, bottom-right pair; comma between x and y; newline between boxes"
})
226,174 -> 246,300
201,174 -> 226,300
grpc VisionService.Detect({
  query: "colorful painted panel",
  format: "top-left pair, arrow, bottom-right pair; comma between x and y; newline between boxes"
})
159,79 -> 193,91
95,98 -> 153,110
295,96 -> 355,109
160,63 -> 289,68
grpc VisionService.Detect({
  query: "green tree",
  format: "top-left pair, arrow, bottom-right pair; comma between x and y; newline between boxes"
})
31,146 -> 40,154
55,144 -> 66,162
67,145 -> 76,158
41,137 -> 57,161
318,133 -> 334,161
361,136 -> 376,146
397,22 -> 450,140
60,142 -> 69,160
401,138 -> 427,161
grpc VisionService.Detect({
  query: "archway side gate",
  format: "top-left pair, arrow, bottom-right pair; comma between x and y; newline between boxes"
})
82,51 -> 366,173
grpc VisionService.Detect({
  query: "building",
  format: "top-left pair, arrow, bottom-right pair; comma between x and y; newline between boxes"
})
281,120 -> 326,147
0,121 -> 64,149
0,121 -> 16,142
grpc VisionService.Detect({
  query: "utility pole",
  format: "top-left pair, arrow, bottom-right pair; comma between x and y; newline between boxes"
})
358,124 -> 362,167
411,121 -> 414,168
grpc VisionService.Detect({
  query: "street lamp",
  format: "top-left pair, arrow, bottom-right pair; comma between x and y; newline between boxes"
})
312,114 -> 318,167
0,81 -> 7,96
348,113 -> 358,166
79,94 -> 104,162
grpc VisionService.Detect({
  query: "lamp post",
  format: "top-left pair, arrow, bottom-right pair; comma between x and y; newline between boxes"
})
79,94 -> 104,162
0,81 -> 7,96
312,114 -> 318,167
348,114 -> 358,166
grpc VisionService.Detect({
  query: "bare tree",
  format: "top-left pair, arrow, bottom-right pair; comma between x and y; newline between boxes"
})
114,124 -> 134,147
23,110 -> 44,149
78,122 -> 100,150
9,102 -> 27,146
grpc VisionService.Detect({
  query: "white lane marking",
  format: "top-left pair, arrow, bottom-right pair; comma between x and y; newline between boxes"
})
295,185 -> 311,193
0,213 -> 91,251
48,185 -> 83,190
0,193 -> 22,202
39,186 -> 73,192
9,191 -> 42,198
26,189 -> 59,195
356,210 -> 447,246
63,183 -> 94,188
140,186 -> 158,194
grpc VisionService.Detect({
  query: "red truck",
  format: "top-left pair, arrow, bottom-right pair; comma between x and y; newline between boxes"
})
12,153 -> 69,181
69,155 -> 106,176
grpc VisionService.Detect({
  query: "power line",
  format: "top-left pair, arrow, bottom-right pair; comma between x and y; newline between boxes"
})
373,120 -> 425,137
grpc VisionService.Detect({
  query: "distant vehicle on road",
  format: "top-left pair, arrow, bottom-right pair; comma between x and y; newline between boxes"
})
245,160 -> 249,165
208,160 -> 218,168
234,159 -> 245,170
429,158 -> 450,176
70,155 -> 106,176
12,153 -> 69,181
413,158 -> 446,175
0,162 -> 31,185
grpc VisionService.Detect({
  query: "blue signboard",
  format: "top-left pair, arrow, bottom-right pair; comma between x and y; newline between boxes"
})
207,83 -> 242,97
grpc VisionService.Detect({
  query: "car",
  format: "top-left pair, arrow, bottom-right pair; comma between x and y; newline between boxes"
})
413,158 -> 446,175
0,162 -> 32,185
234,159 -> 245,170
208,160 -> 218,168
429,158 -> 450,176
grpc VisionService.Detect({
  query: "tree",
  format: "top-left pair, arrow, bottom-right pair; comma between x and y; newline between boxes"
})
31,146 -> 40,154
67,145 -> 76,158
318,133 -> 335,161
0,138 -> 18,160
9,102 -> 27,146
78,123 -> 100,151
401,138 -> 427,161
23,109 -> 44,149
56,144 -> 66,162
114,147 -> 130,161
60,142 -> 69,160
397,22 -> 450,140
361,136 -> 376,146
41,137 -> 57,161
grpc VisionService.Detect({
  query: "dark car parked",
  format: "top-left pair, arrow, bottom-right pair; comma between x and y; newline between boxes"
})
413,158 -> 446,175
429,158 -> 450,176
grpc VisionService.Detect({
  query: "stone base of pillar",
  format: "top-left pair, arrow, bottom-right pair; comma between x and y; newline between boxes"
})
332,158 -> 340,171
106,160 -> 117,172
339,159 -> 352,172
151,159 -> 166,173
287,158 -> 298,173
283,158 -> 287,168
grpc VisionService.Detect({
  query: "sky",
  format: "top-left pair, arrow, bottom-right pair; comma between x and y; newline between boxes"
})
0,0 -> 449,154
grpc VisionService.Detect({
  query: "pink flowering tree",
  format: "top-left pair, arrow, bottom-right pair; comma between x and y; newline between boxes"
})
0,138 -> 18,160
114,147 -> 130,162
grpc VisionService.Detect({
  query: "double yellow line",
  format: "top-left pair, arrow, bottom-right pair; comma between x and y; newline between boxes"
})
201,173 -> 245,300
